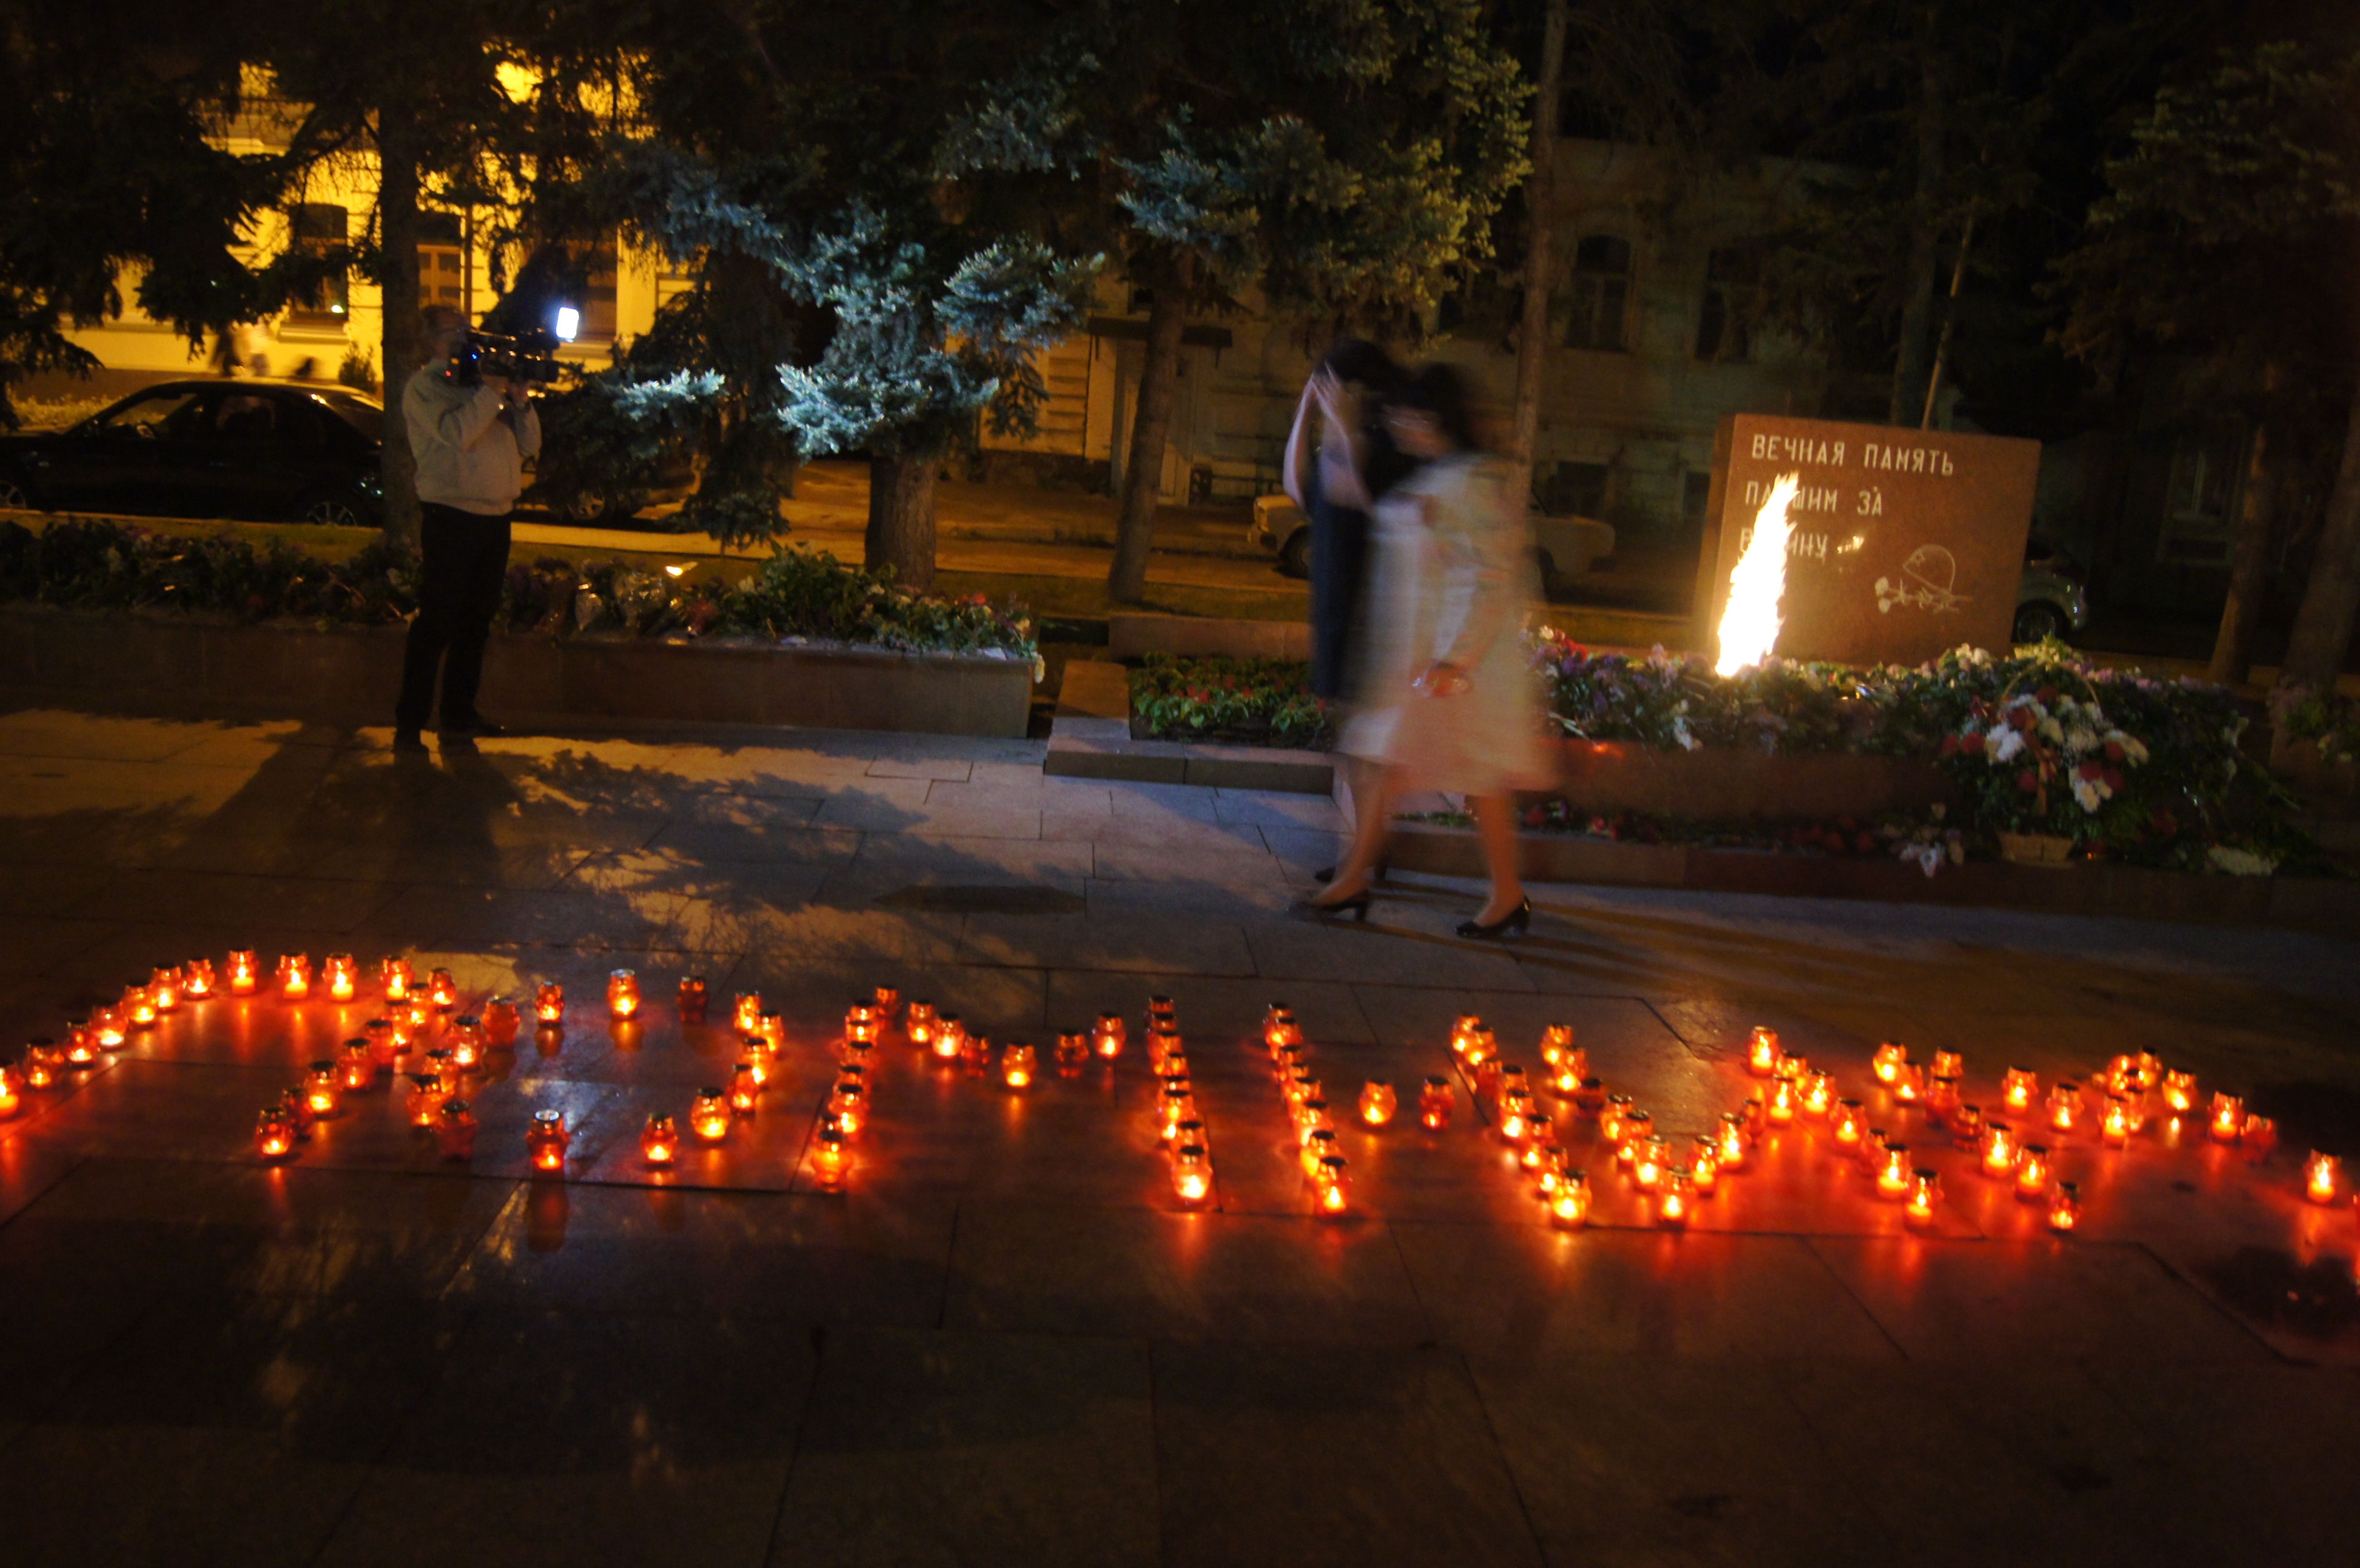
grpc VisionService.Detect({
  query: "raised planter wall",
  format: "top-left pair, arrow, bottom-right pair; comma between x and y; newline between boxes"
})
1556,739 -> 1958,820
1,606 -> 1035,736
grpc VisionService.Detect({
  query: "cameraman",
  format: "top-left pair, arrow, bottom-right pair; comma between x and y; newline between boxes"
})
394,304 -> 541,750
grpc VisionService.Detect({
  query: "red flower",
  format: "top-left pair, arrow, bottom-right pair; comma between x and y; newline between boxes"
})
2016,769 -> 2039,794
2104,767 -> 2125,792
2035,686 -> 2057,705
2078,760 -> 2103,781
2103,739 -> 2125,762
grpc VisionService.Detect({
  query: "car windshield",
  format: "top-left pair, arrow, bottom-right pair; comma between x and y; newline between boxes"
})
320,393 -> 383,443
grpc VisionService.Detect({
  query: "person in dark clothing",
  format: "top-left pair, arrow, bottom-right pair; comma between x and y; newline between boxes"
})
1283,340 -> 1406,702
394,306 -> 540,751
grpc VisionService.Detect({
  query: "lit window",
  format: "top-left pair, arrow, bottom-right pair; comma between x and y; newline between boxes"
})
287,204 -> 350,329
419,210 -> 465,310
583,250 -> 619,341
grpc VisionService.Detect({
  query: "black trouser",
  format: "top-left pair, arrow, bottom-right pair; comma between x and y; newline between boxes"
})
1308,483 -> 1370,703
396,503 -> 512,731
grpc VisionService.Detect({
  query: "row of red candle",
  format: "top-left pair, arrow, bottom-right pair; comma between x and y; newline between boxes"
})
1134,999 -> 1208,1204
1866,1036 -> 2346,1214
1524,1020 -> 1717,1228
258,1005 -> 505,1163
1264,1002 -> 1353,1213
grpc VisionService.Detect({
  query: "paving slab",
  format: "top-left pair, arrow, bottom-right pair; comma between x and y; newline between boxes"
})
945,1202 -> 1431,1344
1150,1340 -> 1546,1568
0,1293 -> 452,1568
315,1310 -> 813,1568
770,1326 -> 1160,1568
3,704 -> 2357,1565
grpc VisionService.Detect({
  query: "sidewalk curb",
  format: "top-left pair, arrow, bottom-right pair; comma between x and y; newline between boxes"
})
1381,819 -> 2360,934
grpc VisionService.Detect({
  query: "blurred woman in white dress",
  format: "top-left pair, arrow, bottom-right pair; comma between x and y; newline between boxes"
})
1299,365 -> 1553,938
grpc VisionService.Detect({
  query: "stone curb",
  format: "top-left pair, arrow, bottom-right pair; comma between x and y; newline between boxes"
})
1382,820 -> 2360,934
1044,658 -> 1336,793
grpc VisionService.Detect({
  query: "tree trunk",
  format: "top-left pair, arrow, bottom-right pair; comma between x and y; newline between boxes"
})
866,452 -> 938,590
1506,0 -> 1568,508
2280,389 -> 2360,690
1888,12 -> 1947,427
1919,210 -> 1974,429
2208,371 -> 2280,686
1108,256 -> 1193,604
376,92 -> 425,551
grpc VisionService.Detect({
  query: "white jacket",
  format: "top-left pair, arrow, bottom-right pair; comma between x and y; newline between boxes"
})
403,367 -> 542,515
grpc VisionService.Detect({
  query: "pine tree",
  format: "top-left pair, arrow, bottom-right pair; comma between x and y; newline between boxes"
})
533,5 -> 1097,584
259,1 -> 606,546
0,10 -> 299,426
948,0 -> 1530,602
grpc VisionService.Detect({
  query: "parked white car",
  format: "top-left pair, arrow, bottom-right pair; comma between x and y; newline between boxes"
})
1249,493 -> 1615,588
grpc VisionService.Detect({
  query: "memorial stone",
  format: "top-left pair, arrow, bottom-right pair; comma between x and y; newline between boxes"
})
1692,414 -> 2041,667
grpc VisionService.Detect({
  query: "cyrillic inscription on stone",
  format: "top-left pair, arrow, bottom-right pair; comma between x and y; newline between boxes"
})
1697,414 -> 2040,667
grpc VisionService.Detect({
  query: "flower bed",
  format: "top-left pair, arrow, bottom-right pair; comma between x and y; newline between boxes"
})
0,518 -> 1038,663
1129,654 -> 1332,749
2272,686 -> 2360,802
1532,634 -> 2315,875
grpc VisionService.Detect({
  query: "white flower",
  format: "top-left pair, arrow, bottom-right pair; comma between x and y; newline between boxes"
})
2069,773 -> 2111,812
1988,727 -> 2026,763
2038,715 -> 2065,745
2206,845 -> 2279,877
2105,730 -> 2149,765
2063,726 -> 2099,757
1898,841 -> 1944,878
1671,714 -> 1698,752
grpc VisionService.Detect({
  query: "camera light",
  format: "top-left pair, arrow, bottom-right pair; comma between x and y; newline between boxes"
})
553,306 -> 580,342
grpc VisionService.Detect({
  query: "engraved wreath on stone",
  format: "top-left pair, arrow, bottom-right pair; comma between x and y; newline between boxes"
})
1874,545 -> 1970,615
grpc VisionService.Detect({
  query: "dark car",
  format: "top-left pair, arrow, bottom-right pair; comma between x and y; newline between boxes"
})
0,379 -> 383,527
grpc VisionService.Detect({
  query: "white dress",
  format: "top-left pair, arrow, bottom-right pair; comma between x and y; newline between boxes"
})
1339,453 -> 1555,796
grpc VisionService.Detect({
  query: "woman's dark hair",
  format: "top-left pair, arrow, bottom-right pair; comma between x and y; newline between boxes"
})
1321,337 -> 1402,392
1390,363 -> 1482,453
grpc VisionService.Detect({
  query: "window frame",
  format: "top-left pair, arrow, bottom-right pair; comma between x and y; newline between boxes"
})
1564,233 -> 1634,353
285,203 -> 352,331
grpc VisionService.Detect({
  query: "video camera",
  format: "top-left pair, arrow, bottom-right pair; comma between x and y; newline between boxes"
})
445,327 -> 565,389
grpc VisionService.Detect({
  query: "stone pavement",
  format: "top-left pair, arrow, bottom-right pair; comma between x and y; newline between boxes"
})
2,706 -> 2358,1567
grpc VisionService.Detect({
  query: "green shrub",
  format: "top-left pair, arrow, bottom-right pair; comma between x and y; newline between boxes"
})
1130,654 -> 1330,747
0,519 -> 1036,664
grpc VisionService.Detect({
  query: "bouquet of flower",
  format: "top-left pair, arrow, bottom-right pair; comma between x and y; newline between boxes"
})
1942,684 -> 2149,836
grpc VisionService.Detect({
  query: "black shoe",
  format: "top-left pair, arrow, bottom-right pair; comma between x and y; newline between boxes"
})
393,728 -> 429,754
1456,896 -> 1531,940
1291,890 -> 1372,922
441,716 -> 508,738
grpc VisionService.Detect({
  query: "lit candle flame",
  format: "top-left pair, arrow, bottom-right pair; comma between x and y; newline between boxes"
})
1714,472 -> 1800,676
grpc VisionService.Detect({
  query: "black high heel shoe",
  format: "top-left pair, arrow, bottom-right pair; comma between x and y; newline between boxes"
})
1291,889 -> 1373,922
1455,896 -> 1531,940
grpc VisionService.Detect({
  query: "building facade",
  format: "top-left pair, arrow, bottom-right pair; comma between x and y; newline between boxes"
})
983,139 -> 1840,553
47,84 -> 670,407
